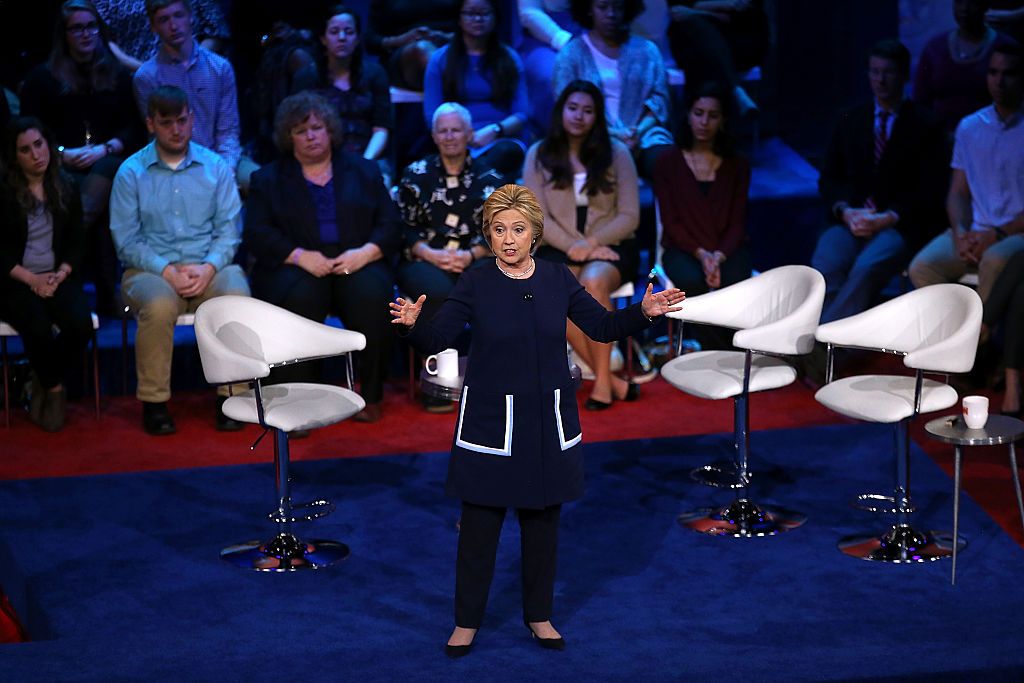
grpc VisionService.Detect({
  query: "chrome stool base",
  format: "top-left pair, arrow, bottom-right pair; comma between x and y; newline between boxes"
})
678,498 -> 807,537
838,524 -> 963,563
851,493 -> 915,515
690,462 -> 750,489
222,532 -> 350,571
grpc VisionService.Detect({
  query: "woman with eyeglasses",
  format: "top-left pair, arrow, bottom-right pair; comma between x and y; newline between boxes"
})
423,0 -> 532,177
19,0 -> 142,315
0,118 -> 93,432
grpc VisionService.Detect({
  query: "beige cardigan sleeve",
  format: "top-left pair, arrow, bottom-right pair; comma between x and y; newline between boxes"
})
523,142 -> 580,253
586,141 -> 640,246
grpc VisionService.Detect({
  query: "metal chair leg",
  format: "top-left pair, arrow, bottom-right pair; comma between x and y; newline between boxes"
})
2,337 -> 9,428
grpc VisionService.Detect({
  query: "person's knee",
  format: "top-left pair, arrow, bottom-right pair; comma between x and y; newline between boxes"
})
135,294 -> 181,325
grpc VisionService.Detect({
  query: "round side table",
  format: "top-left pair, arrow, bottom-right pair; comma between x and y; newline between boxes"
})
924,414 -> 1024,584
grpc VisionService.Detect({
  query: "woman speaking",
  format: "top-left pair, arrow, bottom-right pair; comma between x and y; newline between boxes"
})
390,184 -> 683,656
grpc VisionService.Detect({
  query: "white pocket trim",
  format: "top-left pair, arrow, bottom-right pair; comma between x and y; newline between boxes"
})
554,388 -> 582,450
455,385 -> 514,456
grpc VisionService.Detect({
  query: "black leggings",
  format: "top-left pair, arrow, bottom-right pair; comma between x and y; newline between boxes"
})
455,501 -> 562,629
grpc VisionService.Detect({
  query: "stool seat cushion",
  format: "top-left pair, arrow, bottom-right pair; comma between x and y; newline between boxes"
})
661,350 -> 797,400
223,383 -> 365,432
814,375 -> 958,424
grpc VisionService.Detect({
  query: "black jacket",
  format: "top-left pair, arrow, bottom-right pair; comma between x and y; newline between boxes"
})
244,149 -> 402,293
818,99 -> 948,249
0,177 -> 84,279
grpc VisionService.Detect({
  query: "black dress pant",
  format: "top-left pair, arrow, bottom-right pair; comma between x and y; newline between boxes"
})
255,260 -> 395,404
0,278 -> 93,389
455,500 -> 562,629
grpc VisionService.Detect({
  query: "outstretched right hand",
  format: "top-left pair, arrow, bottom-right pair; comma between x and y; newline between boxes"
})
390,294 -> 426,327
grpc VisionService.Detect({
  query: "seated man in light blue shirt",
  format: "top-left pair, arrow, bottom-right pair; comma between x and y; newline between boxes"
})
111,85 -> 250,436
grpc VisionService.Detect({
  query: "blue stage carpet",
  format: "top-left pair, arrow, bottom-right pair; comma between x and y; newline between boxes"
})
1,423 -> 1023,681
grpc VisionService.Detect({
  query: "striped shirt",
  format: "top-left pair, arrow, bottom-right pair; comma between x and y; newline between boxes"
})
133,41 -> 241,170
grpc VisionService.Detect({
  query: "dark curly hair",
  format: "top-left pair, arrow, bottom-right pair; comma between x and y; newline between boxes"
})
273,91 -> 343,156
569,0 -> 646,32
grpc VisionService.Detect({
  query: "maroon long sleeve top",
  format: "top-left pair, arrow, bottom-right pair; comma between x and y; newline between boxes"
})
653,148 -> 751,257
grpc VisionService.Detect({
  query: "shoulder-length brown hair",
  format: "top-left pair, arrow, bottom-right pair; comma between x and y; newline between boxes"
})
3,117 -> 75,214
48,0 -> 123,94
273,91 -> 344,157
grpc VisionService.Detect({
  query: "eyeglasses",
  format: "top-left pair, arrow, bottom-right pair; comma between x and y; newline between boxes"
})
66,21 -> 100,36
460,10 -> 493,21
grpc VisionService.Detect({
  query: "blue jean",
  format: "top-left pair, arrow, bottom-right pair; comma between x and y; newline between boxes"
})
811,225 -> 908,323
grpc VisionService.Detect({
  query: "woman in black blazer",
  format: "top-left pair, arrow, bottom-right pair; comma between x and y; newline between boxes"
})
244,92 -> 402,422
0,118 -> 93,431
391,184 -> 684,656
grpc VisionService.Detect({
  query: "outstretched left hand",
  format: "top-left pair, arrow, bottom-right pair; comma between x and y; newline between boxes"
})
641,283 -> 685,318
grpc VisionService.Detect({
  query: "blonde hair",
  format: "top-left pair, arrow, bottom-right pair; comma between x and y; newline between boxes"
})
482,184 -> 544,248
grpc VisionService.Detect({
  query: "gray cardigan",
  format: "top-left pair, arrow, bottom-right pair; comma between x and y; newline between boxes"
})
552,33 -> 673,149
523,139 -> 640,252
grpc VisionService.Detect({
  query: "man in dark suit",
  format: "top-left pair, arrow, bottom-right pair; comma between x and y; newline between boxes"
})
812,39 -> 948,325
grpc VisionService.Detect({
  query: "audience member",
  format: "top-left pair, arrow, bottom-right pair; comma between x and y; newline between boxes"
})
423,0 -> 532,178
365,0 -> 460,91
667,1 -> 766,118
518,0 -> 581,132
0,118 -> 93,432
653,81 -> 751,351
244,92 -> 402,424
20,0 -> 143,315
396,102 -> 503,412
316,5 -> 393,181
524,79 -> 640,410
813,40 -> 947,326
132,0 -> 253,189
94,0 -> 230,70
554,0 -> 674,178
982,249 -> 1024,415
249,11 -> 319,164
913,0 -> 1016,133
110,86 -> 249,435
909,44 -> 1024,302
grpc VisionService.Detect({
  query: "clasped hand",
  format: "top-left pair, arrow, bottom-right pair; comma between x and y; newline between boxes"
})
420,246 -> 473,273
955,228 -> 997,265
295,247 -> 374,277
28,270 -> 68,298
162,263 -> 215,298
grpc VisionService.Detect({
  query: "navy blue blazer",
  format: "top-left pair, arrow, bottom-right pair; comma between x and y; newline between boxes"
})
406,258 -> 652,509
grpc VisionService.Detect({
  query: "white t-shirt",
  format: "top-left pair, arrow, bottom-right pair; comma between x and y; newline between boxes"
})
573,172 -> 588,207
582,32 -> 622,126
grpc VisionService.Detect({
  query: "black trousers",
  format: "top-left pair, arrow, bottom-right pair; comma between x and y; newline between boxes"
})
256,260 -> 395,404
0,278 -> 93,389
455,500 -> 562,629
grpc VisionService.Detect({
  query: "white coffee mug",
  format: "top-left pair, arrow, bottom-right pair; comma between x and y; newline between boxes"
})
962,395 -> 989,430
426,348 -> 459,379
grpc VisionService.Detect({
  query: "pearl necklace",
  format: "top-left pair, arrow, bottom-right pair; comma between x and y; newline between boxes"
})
497,257 -> 535,279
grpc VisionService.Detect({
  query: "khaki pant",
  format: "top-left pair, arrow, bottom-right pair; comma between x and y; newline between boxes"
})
909,229 -> 1024,303
122,264 -> 250,402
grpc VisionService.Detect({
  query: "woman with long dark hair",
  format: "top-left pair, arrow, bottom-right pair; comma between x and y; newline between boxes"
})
316,5 -> 393,178
553,0 -> 674,178
653,81 -> 751,350
0,118 -> 93,432
524,79 -> 640,410
423,0 -> 531,176
19,0 -> 141,314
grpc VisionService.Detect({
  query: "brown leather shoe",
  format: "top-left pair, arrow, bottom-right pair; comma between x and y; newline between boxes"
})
353,402 -> 382,423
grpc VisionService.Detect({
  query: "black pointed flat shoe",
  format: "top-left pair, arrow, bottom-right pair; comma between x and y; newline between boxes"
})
445,642 -> 474,658
622,382 -> 640,402
584,397 -> 613,411
525,622 -> 565,651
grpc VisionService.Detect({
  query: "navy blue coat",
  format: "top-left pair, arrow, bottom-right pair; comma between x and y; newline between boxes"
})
407,258 -> 652,509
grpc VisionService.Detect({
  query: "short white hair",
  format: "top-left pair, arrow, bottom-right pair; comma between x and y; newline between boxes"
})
431,102 -> 473,132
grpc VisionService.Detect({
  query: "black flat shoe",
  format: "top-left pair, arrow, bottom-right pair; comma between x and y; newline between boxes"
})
142,401 -> 176,436
525,622 -> 565,651
444,642 -> 474,658
584,397 -> 613,411
215,396 -> 245,432
621,382 -> 640,402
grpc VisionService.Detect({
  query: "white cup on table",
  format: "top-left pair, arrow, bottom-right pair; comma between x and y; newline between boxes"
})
962,395 -> 989,430
426,348 -> 459,380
